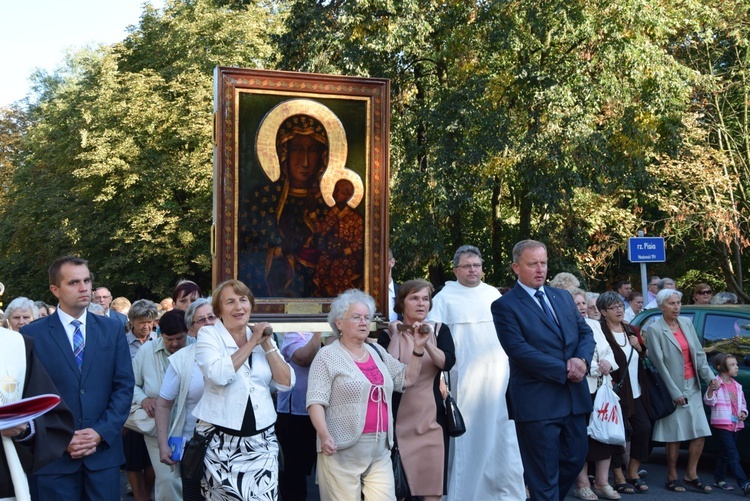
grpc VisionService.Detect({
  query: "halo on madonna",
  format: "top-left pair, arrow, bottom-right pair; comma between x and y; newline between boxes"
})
256,98 -> 363,208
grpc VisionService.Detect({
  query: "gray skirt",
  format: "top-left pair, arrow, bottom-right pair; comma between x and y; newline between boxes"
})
652,377 -> 710,442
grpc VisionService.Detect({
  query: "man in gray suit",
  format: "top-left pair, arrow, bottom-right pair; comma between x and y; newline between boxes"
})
93,286 -> 128,332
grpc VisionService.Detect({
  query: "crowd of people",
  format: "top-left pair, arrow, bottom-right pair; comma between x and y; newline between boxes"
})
0,243 -> 747,501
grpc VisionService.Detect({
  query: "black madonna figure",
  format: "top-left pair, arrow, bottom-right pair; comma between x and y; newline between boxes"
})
239,98 -> 365,299
240,114 -> 330,297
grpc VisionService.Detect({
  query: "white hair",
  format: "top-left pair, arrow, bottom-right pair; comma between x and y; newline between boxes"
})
5,297 -> 38,320
327,289 -> 375,338
656,288 -> 682,307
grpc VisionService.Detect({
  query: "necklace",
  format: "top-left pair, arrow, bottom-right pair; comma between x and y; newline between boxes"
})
343,345 -> 367,362
616,331 -> 627,347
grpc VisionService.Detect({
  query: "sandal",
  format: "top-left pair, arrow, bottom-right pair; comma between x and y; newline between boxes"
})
594,484 -> 622,500
573,486 -> 599,500
614,483 -> 636,494
626,477 -> 648,492
665,479 -> 686,492
684,477 -> 712,493
713,481 -> 734,491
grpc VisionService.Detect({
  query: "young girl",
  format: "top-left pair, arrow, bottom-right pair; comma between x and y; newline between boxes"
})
704,353 -> 750,493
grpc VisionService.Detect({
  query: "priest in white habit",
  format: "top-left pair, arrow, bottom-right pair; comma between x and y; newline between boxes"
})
1,328 -> 74,500
428,245 -> 525,500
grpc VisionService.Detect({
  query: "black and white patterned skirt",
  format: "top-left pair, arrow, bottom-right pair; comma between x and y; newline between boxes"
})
202,426 -> 279,500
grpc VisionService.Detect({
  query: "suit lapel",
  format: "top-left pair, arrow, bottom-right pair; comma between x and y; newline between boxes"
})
48,314 -> 81,378
545,288 -> 567,338
658,317 -> 682,351
514,285 -> 561,336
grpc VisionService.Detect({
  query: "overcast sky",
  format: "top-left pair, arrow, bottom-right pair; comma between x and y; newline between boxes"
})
1,0 -> 164,107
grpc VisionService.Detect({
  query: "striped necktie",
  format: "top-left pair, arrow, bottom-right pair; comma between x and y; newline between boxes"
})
72,319 -> 84,370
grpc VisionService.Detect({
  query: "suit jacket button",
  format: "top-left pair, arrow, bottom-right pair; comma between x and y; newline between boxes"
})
80,389 -> 85,394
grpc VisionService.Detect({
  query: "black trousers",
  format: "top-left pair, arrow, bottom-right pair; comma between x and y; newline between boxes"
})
276,412 -> 317,501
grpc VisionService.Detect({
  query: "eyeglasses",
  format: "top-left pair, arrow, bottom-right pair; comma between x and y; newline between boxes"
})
346,315 -> 371,324
604,304 -> 625,311
195,314 -> 217,325
455,263 -> 482,270
697,290 -> 712,295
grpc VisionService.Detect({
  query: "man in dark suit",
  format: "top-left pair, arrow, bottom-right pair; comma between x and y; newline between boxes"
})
492,240 -> 595,501
21,256 -> 134,500
93,286 -> 128,333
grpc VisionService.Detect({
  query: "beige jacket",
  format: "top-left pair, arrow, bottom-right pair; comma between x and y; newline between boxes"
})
645,316 -> 713,400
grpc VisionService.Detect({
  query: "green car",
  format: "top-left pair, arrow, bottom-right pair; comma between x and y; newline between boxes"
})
631,305 -> 750,459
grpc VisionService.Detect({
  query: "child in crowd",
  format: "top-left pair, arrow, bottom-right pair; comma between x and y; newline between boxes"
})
704,353 -> 750,493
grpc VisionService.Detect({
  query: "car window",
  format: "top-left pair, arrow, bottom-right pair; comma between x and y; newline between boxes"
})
703,313 -> 750,362
638,312 -> 695,336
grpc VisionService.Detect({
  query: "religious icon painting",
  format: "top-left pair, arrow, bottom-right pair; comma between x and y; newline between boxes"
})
212,68 -> 391,317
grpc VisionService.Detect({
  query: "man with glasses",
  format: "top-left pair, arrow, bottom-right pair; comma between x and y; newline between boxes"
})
644,277 -> 677,309
427,245 -> 525,500
647,276 -> 661,304
93,286 -> 128,333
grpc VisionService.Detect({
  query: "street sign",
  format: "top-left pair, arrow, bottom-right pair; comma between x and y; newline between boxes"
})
628,237 -> 666,263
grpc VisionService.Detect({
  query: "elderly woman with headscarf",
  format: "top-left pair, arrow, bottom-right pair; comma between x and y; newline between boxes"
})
308,289 -> 429,500
646,289 -> 715,493
239,114 -> 332,298
132,309 -> 190,500
5,298 -> 38,332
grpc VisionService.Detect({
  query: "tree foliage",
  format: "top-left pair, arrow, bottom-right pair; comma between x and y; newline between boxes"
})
0,0 -> 280,301
2,0 -> 750,303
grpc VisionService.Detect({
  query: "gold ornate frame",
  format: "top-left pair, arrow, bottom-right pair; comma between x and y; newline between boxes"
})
212,68 -> 391,319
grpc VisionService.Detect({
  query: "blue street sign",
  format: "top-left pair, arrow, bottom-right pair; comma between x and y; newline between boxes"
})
628,237 -> 666,263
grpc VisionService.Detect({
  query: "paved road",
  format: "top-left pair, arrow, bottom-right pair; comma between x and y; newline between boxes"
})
566,447 -> 749,500
119,446 -> 742,500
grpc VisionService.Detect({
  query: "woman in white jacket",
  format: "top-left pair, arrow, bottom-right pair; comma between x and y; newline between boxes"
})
569,288 -> 621,500
193,280 -> 294,500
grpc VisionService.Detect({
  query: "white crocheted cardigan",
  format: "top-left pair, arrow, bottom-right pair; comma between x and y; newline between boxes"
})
306,340 -> 406,451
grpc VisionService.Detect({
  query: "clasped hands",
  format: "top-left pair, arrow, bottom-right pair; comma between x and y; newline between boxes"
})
67,428 -> 101,459
566,357 -> 587,383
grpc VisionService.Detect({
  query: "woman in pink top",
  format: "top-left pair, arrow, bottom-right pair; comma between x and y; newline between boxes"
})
646,289 -> 715,493
307,290 -> 429,501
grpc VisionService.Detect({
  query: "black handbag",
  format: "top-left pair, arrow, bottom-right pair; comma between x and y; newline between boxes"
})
181,428 -> 216,482
443,371 -> 466,437
643,356 -> 677,420
391,437 -> 411,499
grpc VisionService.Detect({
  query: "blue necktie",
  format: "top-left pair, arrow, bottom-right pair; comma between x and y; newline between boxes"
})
72,320 -> 84,370
534,290 -> 559,328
